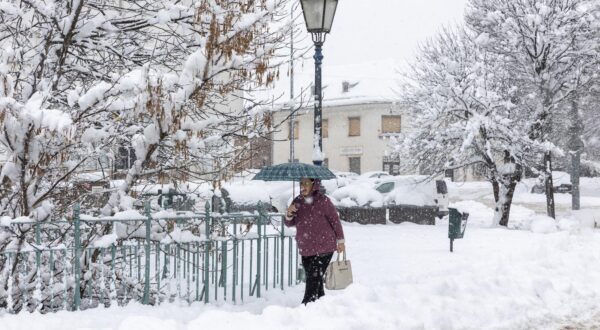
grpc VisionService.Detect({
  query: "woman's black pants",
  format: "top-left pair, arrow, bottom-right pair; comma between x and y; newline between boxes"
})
301,252 -> 333,304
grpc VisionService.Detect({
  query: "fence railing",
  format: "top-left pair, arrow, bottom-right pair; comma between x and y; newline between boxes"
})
0,202 -> 298,313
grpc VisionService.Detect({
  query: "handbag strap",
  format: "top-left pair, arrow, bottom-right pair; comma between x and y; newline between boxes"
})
336,250 -> 347,263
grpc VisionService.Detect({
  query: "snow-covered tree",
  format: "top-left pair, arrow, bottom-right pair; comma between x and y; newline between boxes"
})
1,0 -> 291,217
581,85 -> 600,173
465,0 -> 600,217
394,28 -> 544,226
0,0 -> 292,312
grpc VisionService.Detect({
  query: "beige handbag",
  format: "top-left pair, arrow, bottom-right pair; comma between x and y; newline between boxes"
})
325,251 -> 353,290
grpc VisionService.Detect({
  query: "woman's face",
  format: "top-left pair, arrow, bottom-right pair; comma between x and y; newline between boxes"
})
300,179 -> 313,197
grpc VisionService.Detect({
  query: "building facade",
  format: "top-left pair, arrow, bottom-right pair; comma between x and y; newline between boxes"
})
272,101 -> 409,174
266,60 -> 490,180
267,60 -> 410,175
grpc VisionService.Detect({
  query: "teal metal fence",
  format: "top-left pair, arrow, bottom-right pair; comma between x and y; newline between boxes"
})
0,202 -> 298,313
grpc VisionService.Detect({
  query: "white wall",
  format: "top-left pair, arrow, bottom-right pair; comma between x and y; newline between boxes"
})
272,102 -> 413,174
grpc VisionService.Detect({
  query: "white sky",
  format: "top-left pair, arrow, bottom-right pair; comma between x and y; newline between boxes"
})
271,0 -> 469,102
295,0 -> 467,67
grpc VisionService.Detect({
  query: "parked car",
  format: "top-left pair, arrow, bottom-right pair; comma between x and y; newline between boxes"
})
325,170 -> 359,189
330,182 -> 384,208
373,175 -> 449,218
531,183 -> 573,194
355,171 -> 393,185
530,171 -> 572,194
332,171 -> 359,179
358,171 -> 392,180
221,171 -> 349,214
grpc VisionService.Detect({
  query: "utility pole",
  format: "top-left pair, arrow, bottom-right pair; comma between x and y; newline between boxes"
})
289,4 -> 296,196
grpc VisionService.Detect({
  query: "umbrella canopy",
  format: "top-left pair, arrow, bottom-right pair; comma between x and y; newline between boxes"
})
252,162 -> 336,181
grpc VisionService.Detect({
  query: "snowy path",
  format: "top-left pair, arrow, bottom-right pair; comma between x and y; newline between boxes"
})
560,313 -> 600,329
2,222 -> 600,330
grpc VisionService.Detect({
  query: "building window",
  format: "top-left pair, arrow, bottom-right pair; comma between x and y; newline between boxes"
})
382,156 -> 400,175
474,163 -> 488,179
348,117 -> 360,137
322,119 -> 328,138
349,157 -> 361,174
342,81 -> 350,93
382,115 -> 401,134
445,169 -> 454,181
115,146 -> 136,170
288,120 -> 299,140
323,158 -> 329,168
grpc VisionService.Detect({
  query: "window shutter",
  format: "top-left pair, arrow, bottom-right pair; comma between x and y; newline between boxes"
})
382,115 -> 401,133
349,117 -> 360,136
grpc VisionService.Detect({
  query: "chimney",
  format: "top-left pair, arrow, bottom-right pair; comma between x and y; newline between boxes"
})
342,81 -> 350,93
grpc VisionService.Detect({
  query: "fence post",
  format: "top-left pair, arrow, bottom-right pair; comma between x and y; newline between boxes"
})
232,217 -> 238,303
143,202 -> 152,304
385,207 -> 390,224
204,201 -> 211,303
34,222 -> 41,310
280,213 -> 285,291
256,202 -> 263,298
73,203 -> 81,310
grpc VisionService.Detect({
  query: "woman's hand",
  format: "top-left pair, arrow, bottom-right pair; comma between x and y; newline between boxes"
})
286,204 -> 298,218
337,242 -> 345,253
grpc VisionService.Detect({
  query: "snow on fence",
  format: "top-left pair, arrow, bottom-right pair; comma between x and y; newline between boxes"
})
0,203 -> 298,313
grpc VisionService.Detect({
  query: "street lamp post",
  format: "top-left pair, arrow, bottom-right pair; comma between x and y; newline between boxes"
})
300,0 -> 338,166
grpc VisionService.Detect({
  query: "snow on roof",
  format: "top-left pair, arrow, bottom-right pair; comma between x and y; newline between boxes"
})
257,58 -> 401,111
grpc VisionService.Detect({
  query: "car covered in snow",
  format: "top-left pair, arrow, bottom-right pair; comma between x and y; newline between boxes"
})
208,171 -> 449,218
373,175 -> 449,218
357,171 -> 392,180
220,171 -> 348,214
529,171 -> 572,194
353,171 -> 393,185
329,170 -> 359,188
330,182 -> 384,208
332,170 -> 359,179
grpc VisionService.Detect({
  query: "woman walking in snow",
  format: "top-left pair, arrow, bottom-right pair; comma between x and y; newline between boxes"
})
285,178 -> 346,304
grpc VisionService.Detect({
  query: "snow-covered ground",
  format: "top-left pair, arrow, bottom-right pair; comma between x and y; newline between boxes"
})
2,205 -> 600,329
448,179 -> 600,222
2,178 -> 600,329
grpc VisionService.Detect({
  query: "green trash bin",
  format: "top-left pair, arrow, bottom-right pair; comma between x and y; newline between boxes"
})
448,208 -> 469,252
